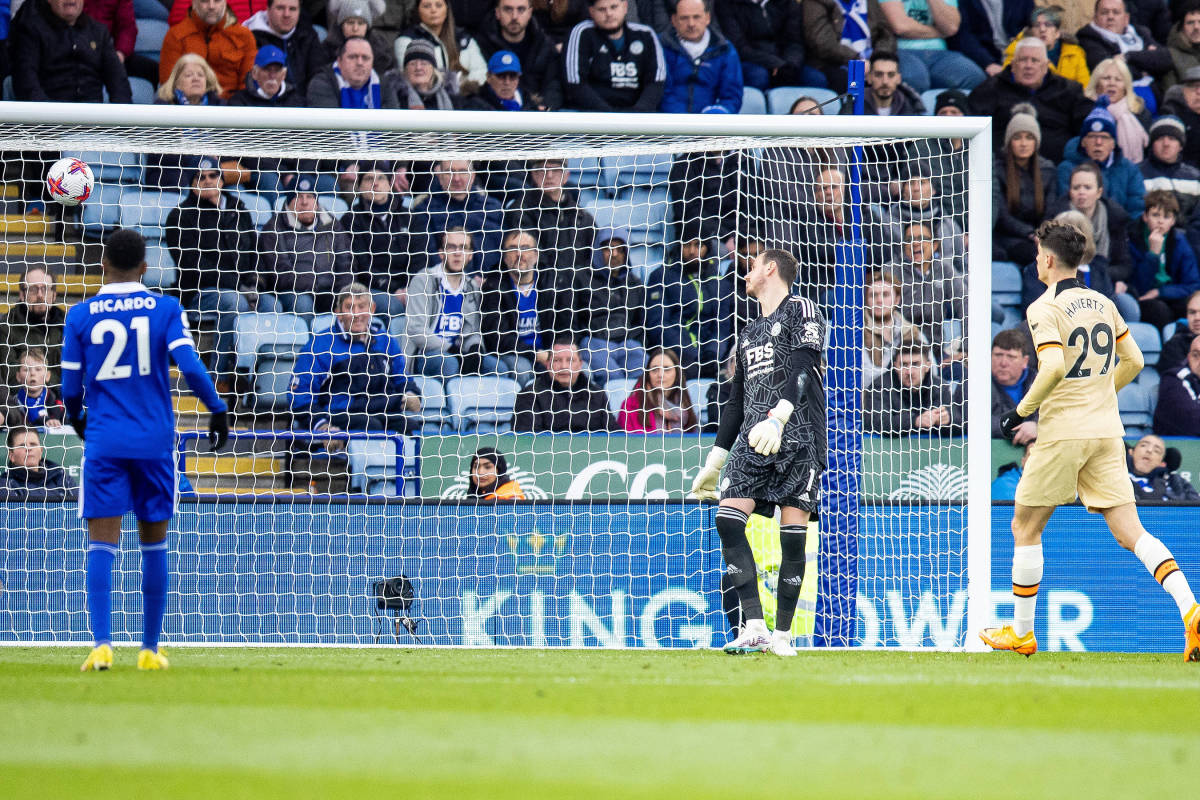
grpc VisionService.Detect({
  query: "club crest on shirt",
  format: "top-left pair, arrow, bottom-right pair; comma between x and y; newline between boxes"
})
770,322 -> 782,337
630,40 -> 644,55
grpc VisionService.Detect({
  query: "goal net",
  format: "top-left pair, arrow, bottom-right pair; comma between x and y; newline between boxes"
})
0,105 -> 991,649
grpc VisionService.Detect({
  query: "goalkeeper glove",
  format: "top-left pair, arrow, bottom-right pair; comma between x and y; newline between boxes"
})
689,447 -> 728,501
748,400 -> 794,456
68,412 -> 86,440
999,409 -> 1028,442
209,410 -> 229,451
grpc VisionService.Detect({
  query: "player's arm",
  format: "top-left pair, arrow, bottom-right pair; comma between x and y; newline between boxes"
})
60,309 -> 86,437
690,348 -> 745,501
1001,304 -> 1062,439
166,308 -> 229,450
1111,324 -> 1145,392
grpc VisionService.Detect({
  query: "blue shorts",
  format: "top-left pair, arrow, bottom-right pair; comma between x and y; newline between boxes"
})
80,455 -> 176,522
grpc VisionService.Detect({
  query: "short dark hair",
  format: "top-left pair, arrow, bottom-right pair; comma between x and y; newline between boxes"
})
673,0 -> 712,13
1144,189 -> 1180,218
1036,220 -> 1087,271
103,228 -> 147,273
761,248 -> 798,287
1093,0 -> 1131,14
338,36 -> 371,58
869,51 -> 900,70
992,328 -> 1031,356
6,425 -> 38,449
1069,161 -> 1104,190
894,337 -> 929,361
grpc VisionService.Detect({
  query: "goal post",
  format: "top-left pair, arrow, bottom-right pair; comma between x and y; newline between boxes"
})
0,102 -> 992,649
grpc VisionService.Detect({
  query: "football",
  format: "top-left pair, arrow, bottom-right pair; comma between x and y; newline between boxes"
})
46,157 -> 95,206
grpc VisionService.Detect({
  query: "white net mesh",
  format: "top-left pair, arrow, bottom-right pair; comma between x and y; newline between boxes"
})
0,111 -> 976,648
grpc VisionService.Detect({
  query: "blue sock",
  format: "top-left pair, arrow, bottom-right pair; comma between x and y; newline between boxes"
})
140,541 -> 169,652
86,541 -> 118,647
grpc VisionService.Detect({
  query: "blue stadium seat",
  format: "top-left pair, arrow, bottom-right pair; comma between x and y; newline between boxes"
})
62,150 -> 142,184
688,379 -> 713,425
446,376 -> 521,433
310,313 -> 336,334
134,0 -> 169,20
920,89 -> 944,114
118,188 -> 184,240
566,156 -> 603,188
600,153 -> 673,194
129,76 -> 156,104
582,187 -> 669,245
80,182 -> 123,239
409,375 -> 449,435
248,349 -> 299,412
740,86 -> 767,115
233,312 -> 310,370
346,437 -> 419,496
144,243 -> 177,289
312,24 -> 327,41
628,243 -> 665,284
1118,383 -> 1154,437
134,19 -> 169,59
1162,321 -> 1179,343
605,378 -> 636,414
1127,321 -> 1162,367
767,86 -> 838,115
233,188 -> 274,228
993,261 -> 1023,308
1138,367 -> 1160,394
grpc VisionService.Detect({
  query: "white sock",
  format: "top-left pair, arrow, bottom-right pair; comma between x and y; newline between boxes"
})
1134,534 -> 1197,617
1012,544 -> 1043,637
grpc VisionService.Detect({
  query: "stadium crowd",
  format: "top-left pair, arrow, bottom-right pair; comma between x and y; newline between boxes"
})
4,0 -> 1200,496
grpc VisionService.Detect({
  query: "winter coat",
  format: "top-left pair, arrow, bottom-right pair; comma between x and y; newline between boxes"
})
389,68 -> 459,109
1075,22 -> 1172,82
402,265 -> 484,359
951,0 -> 1031,70
967,67 -> 1095,161
871,198 -> 964,266
244,10 -> 327,94
1154,366 -> 1200,436
512,371 -> 613,433
1127,221 -> 1200,301
503,185 -> 596,271
160,9 -> 257,97
164,190 -> 258,306
659,26 -> 742,114
0,459 -> 76,501
407,187 -> 505,274
393,23 -> 487,90
991,368 -> 1037,438
1161,87 -> 1200,168
473,13 -> 562,109
572,228 -> 646,344
227,75 -> 307,107
644,254 -> 733,378
83,0 -> 136,56
305,64 -> 402,108
169,0 -> 265,25
479,269 -> 573,364
1166,19 -> 1200,91
1045,194 -> 1132,283
1141,154 -> 1200,222
0,302 -> 65,387
1003,30 -> 1090,87
1159,328 -> 1196,375
461,82 -> 533,111
341,197 -> 413,293
889,256 -> 965,335
564,20 -> 665,112
864,368 -> 963,436
838,81 -> 926,116
801,0 -> 893,72
258,209 -> 354,296
11,0 -> 131,103
617,384 -> 698,433
715,0 -> 805,74
1057,136 -> 1146,218
1128,454 -> 1200,502
993,153 -> 1060,256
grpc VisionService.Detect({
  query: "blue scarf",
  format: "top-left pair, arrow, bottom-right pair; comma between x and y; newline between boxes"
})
333,64 -> 382,110
175,90 -> 211,105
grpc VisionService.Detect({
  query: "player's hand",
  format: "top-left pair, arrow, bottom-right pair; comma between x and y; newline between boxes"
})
1012,420 -> 1038,446
689,447 -> 728,501
69,413 -> 86,440
748,417 -> 784,455
999,409 -> 1028,441
208,410 -> 229,451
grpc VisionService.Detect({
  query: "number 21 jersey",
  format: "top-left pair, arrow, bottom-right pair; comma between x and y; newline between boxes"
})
1025,278 -> 1131,443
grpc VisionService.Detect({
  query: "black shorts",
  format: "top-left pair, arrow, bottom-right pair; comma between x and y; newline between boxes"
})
721,443 -> 822,515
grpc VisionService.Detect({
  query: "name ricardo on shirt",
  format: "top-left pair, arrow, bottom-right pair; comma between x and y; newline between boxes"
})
88,296 -> 158,314
1062,295 -> 1105,319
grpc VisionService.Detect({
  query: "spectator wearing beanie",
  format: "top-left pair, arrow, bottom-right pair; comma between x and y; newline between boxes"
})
928,89 -> 969,227
1056,99 -> 1146,218
1141,115 -> 1200,228
993,103 -> 1058,264
323,1 -> 396,75
391,38 -> 459,109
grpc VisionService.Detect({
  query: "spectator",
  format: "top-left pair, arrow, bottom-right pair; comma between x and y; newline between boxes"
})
244,0 -> 324,92
926,89 -> 970,227
307,35 -> 401,107
475,0 -> 563,109
968,35 -> 1094,161
1165,1 -> 1200,90
0,427 -> 76,501
85,0 -> 159,86
323,0 -> 396,74
531,0 -> 591,46
786,164 -> 847,292
1021,208 -> 1126,315
1159,289 -> 1200,374
11,346 -> 65,428
617,346 -> 698,432
951,0 -> 1031,79
259,174 -> 354,314
993,103 -> 1058,264
659,0 -> 741,114
1076,0 -> 1172,109
703,348 -> 735,433
1056,100 -> 1146,217
878,0 -> 985,92
466,447 -> 526,500
645,229 -> 731,380
801,0 -> 896,92
864,339 -> 963,436
1002,5 -> 1091,88
574,227 -> 648,385
990,327 -> 1037,442
160,0 -> 257,98
229,43 -> 306,107
723,234 -> 763,328
512,338 -> 614,432
564,0 -> 666,111
393,38 -> 461,108
669,148 -> 740,245
839,49 -> 925,115
408,159 -> 505,274
480,229 -> 572,386
864,269 -> 926,386
394,0 -> 488,93
156,52 -> 225,104
0,267 -> 64,388
1084,57 -> 1150,163
991,444 -> 1029,500
1160,66 -> 1200,173
873,169 -> 965,266
716,0 -> 820,90
1156,334 -> 1200,435
1140,115 -> 1200,234
168,0 -> 265,24
889,221 -> 964,339
1128,433 -> 1200,502
504,157 -> 596,271
463,49 -> 531,109
403,228 -> 489,379
1046,163 -> 1134,312
342,160 -> 412,319
1127,188 -> 1200,329
11,0 -> 131,103
289,282 -> 420,434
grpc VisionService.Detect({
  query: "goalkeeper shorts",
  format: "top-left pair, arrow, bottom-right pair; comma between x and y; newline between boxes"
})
80,454 -> 176,522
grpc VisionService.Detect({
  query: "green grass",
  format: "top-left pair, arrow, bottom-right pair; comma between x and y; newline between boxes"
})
1,648 -> 1196,799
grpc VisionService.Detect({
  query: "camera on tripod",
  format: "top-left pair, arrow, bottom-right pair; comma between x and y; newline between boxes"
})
370,576 -> 422,643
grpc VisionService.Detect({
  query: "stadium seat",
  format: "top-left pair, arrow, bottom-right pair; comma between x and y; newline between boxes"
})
134,19 -> 169,59
1138,367 -> 1160,394
233,312 -> 310,370
1118,383 -> 1154,437
992,261 -> 1023,308
118,188 -> 184,240
566,156 -> 603,188
1162,321 -> 1180,343
740,87 -> 767,115
80,181 -> 123,239
248,348 -> 299,412
310,313 -> 336,334
233,188 -> 274,228
582,187 -> 669,245
133,0 -> 169,20
600,153 -> 673,194
409,374 -> 449,434
2,76 -> 12,102
312,24 -> 327,41
688,379 -> 714,425
446,375 -> 520,432
920,89 -> 944,114
346,437 -> 419,496
129,77 -> 156,105
143,243 -> 177,289
1127,321 -> 1162,367
766,86 -> 838,115
628,243 -> 665,284
62,150 -> 142,184
605,378 -> 636,414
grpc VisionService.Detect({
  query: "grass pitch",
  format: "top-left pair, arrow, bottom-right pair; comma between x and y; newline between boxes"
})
1,648 -> 1196,799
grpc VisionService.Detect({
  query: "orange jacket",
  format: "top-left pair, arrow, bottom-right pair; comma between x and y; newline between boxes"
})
159,10 -> 257,98
485,480 -> 526,501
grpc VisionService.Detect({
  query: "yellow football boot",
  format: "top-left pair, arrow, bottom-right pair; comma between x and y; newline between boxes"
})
80,644 -> 113,672
1184,604 -> 1200,663
979,625 -> 1037,657
136,648 -> 169,671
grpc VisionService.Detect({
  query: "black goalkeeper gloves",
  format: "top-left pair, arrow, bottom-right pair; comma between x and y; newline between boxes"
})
209,410 -> 229,452
999,409 -> 1028,442
68,413 -> 86,440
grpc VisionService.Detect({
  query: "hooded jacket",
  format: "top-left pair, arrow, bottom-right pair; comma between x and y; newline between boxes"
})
1056,135 -> 1146,218
160,9 -> 258,97
467,447 -> 525,500
0,459 -> 76,501
572,228 -> 646,344
658,25 -> 742,114
244,9 -> 326,93
258,207 -> 353,296
1002,30 -> 1090,87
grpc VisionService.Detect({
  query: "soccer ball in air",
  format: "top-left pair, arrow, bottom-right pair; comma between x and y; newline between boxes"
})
46,157 -> 95,206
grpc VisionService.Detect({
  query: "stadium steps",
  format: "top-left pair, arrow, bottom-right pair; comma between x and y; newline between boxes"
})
0,240 -> 76,260
0,213 -> 52,236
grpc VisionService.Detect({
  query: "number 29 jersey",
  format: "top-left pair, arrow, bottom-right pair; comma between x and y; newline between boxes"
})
1025,278 -> 1131,443
61,283 -> 194,459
